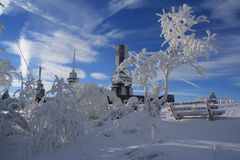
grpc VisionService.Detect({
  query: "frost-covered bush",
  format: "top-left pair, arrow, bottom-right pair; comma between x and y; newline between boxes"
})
29,100 -> 86,153
126,97 -> 141,111
101,111 -> 161,144
0,55 -> 27,140
74,83 -> 121,120
28,76 -> 87,153
18,79 -> 38,108
0,59 -> 20,90
109,102 -> 131,120
0,98 -> 29,138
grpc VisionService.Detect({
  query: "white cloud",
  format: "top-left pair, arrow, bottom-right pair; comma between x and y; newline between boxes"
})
1,36 -> 33,77
202,0 -> 240,24
198,35 -> 240,85
231,77 -> 240,87
108,0 -> 145,16
169,50 -> 240,84
170,65 -> 204,82
4,0 -> 126,41
233,82 -> 240,87
33,62 -> 86,81
10,62 -> 86,92
5,0 -> 84,33
0,0 -> 11,15
1,30 -> 96,78
6,0 -> 130,35
90,72 -> 109,80
169,91 -> 199,97
168,33 -> 240,87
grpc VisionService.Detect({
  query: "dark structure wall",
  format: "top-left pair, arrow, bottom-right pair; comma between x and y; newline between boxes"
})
115,44 -> 128,69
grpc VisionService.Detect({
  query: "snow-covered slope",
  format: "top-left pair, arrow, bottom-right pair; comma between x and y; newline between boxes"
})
1,104 -> 240,160
31,104 -> 240,160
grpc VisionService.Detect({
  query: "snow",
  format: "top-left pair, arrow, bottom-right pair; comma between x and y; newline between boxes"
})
1,104 -> 240,160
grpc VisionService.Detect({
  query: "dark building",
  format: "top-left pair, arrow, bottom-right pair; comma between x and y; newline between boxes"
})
111,44 -> 174,103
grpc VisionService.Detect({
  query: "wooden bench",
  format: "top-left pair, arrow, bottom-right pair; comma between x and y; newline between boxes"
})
169,100 -> 225,121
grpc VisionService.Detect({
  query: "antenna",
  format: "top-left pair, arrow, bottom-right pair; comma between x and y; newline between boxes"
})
38,65 -> 42,82
73,49 -> 76,71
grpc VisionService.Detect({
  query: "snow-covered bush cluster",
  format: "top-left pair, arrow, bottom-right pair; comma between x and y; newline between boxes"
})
0,59 -> 22,139
101,111 -> 162,144
16,79 -> 38,109
0,97 -> 28,137
1,73 -> 123,156
74,83 -> 122,120
27,76 -> 86,153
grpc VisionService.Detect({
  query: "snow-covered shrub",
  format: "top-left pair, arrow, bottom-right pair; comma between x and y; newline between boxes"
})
126,97 -> 141,111
0,98 -> 29,138
0,59 -> 20,90
18,79 -> 37,108
2,97 -> 21,110
100,111 -> 162,144
109,102 -> 131,120
29,76 -> 87,153
0,56 -> 27,139
74,84 -> 121,120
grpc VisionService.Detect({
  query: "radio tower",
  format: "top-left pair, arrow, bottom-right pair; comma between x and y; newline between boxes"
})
67,49 -> 78,85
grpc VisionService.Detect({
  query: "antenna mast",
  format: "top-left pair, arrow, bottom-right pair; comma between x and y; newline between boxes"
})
73,49 -> 76,71
67,49 -> 78,85
38,65 -> 42,82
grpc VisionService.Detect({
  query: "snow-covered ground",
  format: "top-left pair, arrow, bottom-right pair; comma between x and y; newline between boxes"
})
1,104 -> 240,160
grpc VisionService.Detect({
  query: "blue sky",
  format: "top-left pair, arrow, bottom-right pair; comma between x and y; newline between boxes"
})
0,0 -> 239,102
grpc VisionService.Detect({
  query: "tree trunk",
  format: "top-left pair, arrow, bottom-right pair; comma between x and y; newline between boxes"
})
144,83 -> 149,106
163,71 -> 169,104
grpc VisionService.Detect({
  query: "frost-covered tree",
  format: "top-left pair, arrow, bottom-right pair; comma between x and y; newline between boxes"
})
155,4 -> 216,102
120,4 -> 216,110
119,48 -> 157,106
